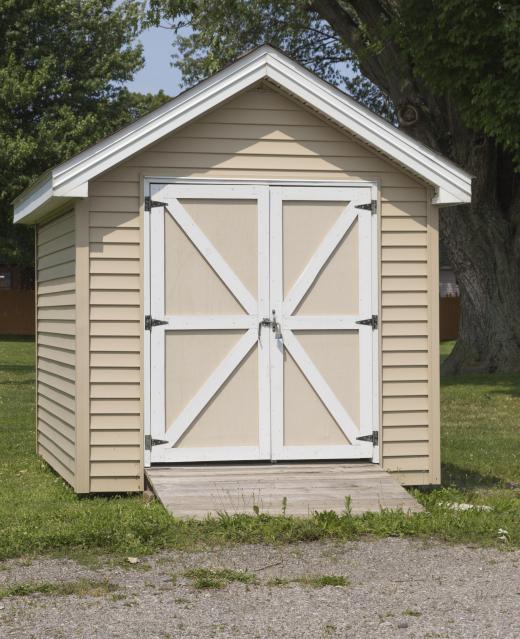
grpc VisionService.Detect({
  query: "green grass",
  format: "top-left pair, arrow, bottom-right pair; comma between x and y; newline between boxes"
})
184,568 -> 257,589
1,337 -> 520,560
0,579 -> 117,599
268,575 -> 348,588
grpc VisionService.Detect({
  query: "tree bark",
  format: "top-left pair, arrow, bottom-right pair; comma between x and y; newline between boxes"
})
312,0 -> 520,373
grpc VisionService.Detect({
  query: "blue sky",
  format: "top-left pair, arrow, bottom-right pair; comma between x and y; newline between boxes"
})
126,25 -> 183,96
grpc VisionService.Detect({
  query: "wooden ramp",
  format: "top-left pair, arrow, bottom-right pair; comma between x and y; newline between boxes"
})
146,463 -> 422,518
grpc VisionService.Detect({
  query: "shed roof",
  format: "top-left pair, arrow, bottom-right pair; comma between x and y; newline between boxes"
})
14,45 -> 472,224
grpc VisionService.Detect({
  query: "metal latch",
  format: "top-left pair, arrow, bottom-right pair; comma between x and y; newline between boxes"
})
357,431 -> 379,446
356,314 -> 378,329
144,435 -> 169,450
144,197 -> 167,211
258,317 -> 272,340
145,315 -> 168,331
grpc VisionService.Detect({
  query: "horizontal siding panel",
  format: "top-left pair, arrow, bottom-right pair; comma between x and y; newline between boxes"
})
38,344 -> 75,366
38,231 -> 75,258
381,187 -> 427,202
90,306 -> 140,321
381,201 -> 427,217
90,320 -> 140,336
90,243 -> 140,259
38,246 -> 75,270
382,336 -> 428,351
37,319 -> 75,335
90,398 -> 140,414
383,381 -> 429,397
382,366 -> 428,381
38,395 -> 75,427
382,322 -> 428,337
37,261 -> 75,282
381,247 -> 428,262
90,258 -> 140,274
90,291 -> 140,306
38,419 -> 75,458
384,441 -> 429,457
38,407 -> 75,442
382,350 -> 429,367
125,151 -> 397,174
382,292 -> 428,306
90,336 -> 140,352
38,357 -> 75,380
381,262 -> 428,277
38,382 -> 75,411
381,232 -> 427,247
90,367 -> 140,383
89,196 -> 140,213
90,211 -> 140,229
90,477 -> 141,492
90,414 -> 141,429
90,461 -> 141,477
383,426 -> 429,442
90,445 -> 141,461
89,275 -> 140,291
383,456 -> 430,472
38,433 -> 74,470
201,107 -> 338,127
89,182 -> 140,198
90,227 -> 140,244
37,306 -> 75,321
152,137 -> 375,158
90,383 -> 140,399
38,370 -> 75,397
37,292 -> 75,308
381,217 -> 427,232
39,446 -> 74,488
38,332 -> 75,351
91,430 -> 141,446
37,276 -> 75,295
381,277 -> 427,292
383,396 -> 429,412
382,307 -> 428,322
90,352 -> 140,367
38,214 -> 75,245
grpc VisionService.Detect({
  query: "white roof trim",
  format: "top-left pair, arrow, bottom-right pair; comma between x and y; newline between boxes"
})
14,45 -> 472,223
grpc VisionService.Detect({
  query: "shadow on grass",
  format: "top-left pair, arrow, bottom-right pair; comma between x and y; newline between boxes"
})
441,462 -> 508,489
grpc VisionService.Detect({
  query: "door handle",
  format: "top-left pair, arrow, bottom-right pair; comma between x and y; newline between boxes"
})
258,317 -> 271,340
271,310 -> 282,340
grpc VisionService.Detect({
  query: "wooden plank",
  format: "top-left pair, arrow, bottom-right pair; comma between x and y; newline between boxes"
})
90,477 -> 142,492
90,290 -> 140,305
90,258 -> 140,274
39,445 -> 74,488
90,383 -> 140,399
90,414 -> 141,429
382,411 -> 429,427
145,463 -> 423,518
90,398 -> 141,414
89,227 -> 140,244
90,430 -> 141,446
90,275 -> 140,290
381,232 -> 427,247
90,367 -> 140,383
37,231 -> 75,258
90,460 -> 141,476
89,306 -> 140,321
90,445 -> 141,461
383,426 -> 429,442
381,278 -> 428,293
90,243 -> 140,259
38,246 -> 75,270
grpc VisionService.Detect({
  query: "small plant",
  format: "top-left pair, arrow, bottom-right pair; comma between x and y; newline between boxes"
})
184,568 -> 257,589
267,577 -> 291,586
343,496 -> 352,516
403,609 -> 422,617
0,579 -> 118,599
267,575 -> 348,588
281,496 -> 288,516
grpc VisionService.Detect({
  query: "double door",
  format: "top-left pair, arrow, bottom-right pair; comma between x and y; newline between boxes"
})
147,183 -> 377,463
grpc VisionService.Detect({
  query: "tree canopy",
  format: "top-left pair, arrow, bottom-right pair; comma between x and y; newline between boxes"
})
148,0 -> 520,373
1,0 -> 169,265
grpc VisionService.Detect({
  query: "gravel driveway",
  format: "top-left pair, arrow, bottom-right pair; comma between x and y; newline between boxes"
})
1,538 -> 519,638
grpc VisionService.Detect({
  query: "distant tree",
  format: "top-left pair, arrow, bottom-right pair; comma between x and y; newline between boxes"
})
0,0 -> 169,266
149,0 -> 520,373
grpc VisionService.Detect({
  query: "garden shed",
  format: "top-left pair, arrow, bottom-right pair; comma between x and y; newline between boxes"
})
14,46 -> 472,496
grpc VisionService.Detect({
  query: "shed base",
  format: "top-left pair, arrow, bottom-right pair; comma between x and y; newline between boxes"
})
145,461 -> 422,518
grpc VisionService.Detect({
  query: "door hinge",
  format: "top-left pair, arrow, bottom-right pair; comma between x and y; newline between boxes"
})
356,314 -> 378,329
145,315 -> 168,331
357,200 -> 377,214
357,431 -> 379,446
144,196 -> 167,211
145,435 -> 169,450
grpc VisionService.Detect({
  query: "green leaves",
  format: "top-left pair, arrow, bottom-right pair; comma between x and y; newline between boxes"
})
0,0 -> 169,264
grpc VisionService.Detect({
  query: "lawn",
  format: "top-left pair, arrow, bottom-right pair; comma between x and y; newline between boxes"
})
1,337 -> 520,560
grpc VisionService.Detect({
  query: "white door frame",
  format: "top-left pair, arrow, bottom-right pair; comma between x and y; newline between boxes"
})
143,177 -> 380,467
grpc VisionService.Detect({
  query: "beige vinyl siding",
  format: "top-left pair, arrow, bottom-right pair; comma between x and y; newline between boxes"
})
36,211 -> 76,487
88,195 -> 143,492
89,82 -> 438,487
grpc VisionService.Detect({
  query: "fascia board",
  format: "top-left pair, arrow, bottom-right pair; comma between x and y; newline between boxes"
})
13,173 -> 54,223
264,52 -> 472,204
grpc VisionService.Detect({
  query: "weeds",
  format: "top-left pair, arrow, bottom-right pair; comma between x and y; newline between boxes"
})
0,579 -> 117,599
184,568 -> 257,589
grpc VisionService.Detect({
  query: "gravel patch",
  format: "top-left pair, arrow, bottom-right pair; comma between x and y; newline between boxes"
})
0,538 -> 519,638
